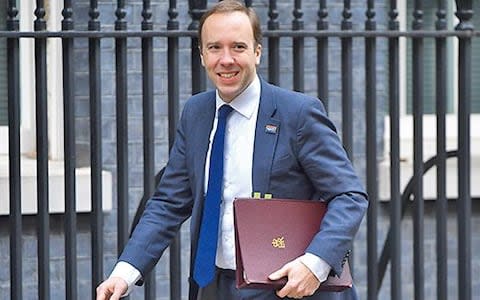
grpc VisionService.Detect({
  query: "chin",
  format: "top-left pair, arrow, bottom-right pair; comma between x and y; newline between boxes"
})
218,88 -> 240,101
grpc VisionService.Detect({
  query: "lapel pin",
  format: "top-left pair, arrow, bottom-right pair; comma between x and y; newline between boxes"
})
265,124 -> 278,134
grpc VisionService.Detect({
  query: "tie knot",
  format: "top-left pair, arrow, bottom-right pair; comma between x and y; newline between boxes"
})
218,105 -> 233,120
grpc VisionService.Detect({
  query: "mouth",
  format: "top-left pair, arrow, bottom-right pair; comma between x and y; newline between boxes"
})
218,72 -> 239,79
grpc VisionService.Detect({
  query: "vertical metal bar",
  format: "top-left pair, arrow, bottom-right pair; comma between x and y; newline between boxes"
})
341,0 -> 353,159
365,2 -> 377,299
412,2 -> 424,299
7,1 -> 22,299
167,1 -> 181,297
387,1 -> 401,299
292,0 -> 304,92
34,2 -> 50,299
268,0 -> 280,85
62,1 -> 77,299
115,0 -> 129,259
435,1 -> 448,299
454,2 -> 473,299
141,1 -> 156,298
317,0 -> 329,112
340,0 -> 354,275
88,1 -> 103,298
189,0 -> 207,93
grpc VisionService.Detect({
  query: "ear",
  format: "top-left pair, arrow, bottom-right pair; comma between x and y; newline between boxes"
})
255,44 -> 262,65
199,47 -> 205,67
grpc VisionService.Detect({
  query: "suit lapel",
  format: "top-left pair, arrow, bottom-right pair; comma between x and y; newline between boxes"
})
252,80 -> 280,195
193,95 -> 216,200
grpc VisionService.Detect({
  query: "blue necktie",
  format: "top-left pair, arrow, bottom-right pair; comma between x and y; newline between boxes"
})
193,105 -> 233,287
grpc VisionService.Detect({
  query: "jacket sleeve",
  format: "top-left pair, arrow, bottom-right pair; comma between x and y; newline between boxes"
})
296,99 -> 368,275
118,102 -> 195,277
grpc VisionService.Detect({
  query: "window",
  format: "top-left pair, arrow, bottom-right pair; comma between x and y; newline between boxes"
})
380,0 -> 480,200
0,1 -> 36,155
0,1 -> 112,214
0,2 -> 9,153
0,1 -> 7,127
404,0 -> 480,115
0,1 -> 65,157
405,0 -> 455,115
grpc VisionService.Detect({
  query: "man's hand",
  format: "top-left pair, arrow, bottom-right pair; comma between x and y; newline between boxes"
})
96,277 -> 128,300
268,258 -> 321,299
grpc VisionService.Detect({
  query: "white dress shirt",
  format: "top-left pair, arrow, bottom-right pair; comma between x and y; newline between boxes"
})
109,76 -> 331,296
207,76 -> 259,270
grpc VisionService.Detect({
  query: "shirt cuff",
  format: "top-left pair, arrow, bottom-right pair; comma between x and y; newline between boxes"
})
299,253 -> 331,283
109,261 -> 142,297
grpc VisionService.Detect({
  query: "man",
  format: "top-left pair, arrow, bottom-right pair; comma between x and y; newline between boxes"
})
96,1 -> 368,299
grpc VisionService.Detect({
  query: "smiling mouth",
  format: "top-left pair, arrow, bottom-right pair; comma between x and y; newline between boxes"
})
218,72 -> 238,79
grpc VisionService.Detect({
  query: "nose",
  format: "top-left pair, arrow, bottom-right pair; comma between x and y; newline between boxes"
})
219,48 -> 234,65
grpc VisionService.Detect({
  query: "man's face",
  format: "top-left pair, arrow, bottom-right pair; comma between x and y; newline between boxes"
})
200,11 -> 262,103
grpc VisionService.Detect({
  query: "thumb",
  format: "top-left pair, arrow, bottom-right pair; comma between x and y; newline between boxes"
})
268,264 -> 289,281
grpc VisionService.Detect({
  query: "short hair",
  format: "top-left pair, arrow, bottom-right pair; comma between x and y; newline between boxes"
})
198,0 -> 263,49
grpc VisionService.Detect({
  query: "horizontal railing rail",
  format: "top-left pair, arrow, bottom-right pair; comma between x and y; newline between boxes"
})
0,29 -> 479,38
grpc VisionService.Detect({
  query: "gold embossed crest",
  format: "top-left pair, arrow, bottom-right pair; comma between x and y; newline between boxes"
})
271,236 -> 285,249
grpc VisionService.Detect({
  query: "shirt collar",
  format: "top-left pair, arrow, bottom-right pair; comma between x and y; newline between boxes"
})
215,75 -> 260,119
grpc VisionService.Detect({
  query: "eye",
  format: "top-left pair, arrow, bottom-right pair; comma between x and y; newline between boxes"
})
206,44 -> 221,52
233,44 -> 247,52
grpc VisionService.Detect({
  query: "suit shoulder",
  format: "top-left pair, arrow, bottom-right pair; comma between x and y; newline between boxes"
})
183,90 -> 215,109
267,83 -> 326,112
187,90 -> 215,103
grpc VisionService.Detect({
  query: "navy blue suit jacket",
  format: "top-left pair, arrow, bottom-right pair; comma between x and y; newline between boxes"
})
119,78 -> 368,299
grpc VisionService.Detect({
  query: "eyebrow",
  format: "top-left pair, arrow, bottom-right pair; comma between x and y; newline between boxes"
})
205,41 -> 249,47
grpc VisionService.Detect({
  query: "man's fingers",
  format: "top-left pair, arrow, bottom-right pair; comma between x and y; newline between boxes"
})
269,262 -> 293,298
276,284 -> 293,298
97,284 -> 117,300
96,285 -> 111,300
268,262 -> 291,281
96,277 -> 128,300
273,259 -> 321,299
110,284 -> 125,300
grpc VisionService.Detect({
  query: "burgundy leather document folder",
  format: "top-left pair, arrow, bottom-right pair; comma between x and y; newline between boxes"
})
233,198 -> 352,292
